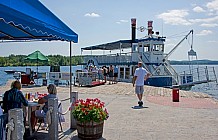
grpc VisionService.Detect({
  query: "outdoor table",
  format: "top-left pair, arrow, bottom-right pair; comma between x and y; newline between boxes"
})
27,101 -> 39,136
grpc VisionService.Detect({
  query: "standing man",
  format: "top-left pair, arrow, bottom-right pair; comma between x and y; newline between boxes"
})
113,65 -> 118,84
133,62 -> 151,106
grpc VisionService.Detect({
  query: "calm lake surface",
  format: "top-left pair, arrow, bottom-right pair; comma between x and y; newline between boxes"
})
0,65 -> 218,99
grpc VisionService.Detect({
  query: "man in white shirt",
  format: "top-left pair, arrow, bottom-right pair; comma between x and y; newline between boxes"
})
133,62 -> 151,106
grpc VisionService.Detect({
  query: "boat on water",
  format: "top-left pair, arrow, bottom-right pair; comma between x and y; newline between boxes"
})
4,70 -> 25,74
79,18 -> 217,89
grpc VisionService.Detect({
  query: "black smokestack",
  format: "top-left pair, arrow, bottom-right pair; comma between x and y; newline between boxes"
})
131,18 -> 136,43
147,21 -> 153,35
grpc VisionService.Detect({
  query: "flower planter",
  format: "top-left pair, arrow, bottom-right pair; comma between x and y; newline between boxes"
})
76,120 -> 104,140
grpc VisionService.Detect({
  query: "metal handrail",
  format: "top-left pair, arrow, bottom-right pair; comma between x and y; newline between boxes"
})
179,66 -> 217,84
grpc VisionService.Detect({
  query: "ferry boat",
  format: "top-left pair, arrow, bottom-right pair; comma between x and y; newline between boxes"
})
79,19 -> 217,89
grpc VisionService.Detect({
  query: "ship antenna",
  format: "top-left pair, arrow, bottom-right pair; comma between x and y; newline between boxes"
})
161,19 -> 164,37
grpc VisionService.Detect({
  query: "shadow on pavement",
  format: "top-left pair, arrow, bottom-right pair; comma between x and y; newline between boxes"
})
131,106 -> 149,109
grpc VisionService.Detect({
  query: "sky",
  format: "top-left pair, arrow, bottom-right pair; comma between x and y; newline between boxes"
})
1,0 -> 218,60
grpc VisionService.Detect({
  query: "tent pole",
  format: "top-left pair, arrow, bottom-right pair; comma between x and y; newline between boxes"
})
37,58 -> 38,85
70,41 -> 72,95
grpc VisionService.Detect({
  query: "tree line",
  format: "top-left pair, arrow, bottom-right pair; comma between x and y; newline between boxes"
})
0,54 -> 83,66
170,60 -> 218,65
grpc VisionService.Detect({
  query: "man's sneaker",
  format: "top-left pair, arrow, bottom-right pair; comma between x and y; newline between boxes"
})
138,101 -> 143,107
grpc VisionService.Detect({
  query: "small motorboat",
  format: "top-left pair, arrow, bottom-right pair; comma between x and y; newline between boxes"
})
4,70 -> 25,74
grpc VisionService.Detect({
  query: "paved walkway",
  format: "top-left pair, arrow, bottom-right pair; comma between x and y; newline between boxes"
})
1,81 -> 218,140
147,95 -> 218,109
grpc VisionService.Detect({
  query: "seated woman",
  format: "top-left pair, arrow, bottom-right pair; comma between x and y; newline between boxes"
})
2,80 -> 28,114
31,84 -> 58,130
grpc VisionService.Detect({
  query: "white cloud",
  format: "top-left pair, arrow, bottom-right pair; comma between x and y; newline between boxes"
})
206,0 -> 218,11
116,19 -> 128,24
208,12 -> 215,16
157,10 -> 191,25
191,3 -> 197,7
84,13 -> 100,17
208,40 -> 218,43
189,16 -> 218,23
120,20 -> 128,23
200,23 -> 218,27
193,6 -> 205,13
196,30 -> 213,36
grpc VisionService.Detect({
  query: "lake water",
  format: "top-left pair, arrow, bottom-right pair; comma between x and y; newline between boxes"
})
0,65 -> 218,99
0,65 -> 81,86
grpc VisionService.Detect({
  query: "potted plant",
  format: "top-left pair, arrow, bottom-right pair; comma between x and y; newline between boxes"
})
72,98 -> 109,139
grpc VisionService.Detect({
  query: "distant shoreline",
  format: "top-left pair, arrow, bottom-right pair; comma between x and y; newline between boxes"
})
170,60 -> 218,65
0,63 -> 218,67
171,64 -> 218,65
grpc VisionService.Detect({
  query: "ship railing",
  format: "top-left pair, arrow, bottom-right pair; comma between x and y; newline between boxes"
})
74,71 -> 100,86
141,52 -> 150,63
140,53 -> 157,73
137,53 -> 179,85
84,53 -> 133,65
137,54 -> 151,73
164,61 -> 179,84
179,66 -> 217,85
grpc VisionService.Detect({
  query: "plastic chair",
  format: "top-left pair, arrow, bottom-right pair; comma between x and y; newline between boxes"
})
36,102 -> 63,132
36,116 -> 47,132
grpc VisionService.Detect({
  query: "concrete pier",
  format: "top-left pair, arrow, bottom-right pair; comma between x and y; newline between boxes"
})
0,80 -> 218,139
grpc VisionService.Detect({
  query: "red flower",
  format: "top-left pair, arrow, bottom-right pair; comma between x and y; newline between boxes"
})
72,98 -> 109,123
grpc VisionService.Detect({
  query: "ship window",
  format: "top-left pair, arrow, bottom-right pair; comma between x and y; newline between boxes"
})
152,45 -> 156,51
132,66 -> 137,76
161,45 -> 164,51
125,68 -> 130,79
144,44 -> 150,52
153,44 -> 164,51
120,67 -> 124,79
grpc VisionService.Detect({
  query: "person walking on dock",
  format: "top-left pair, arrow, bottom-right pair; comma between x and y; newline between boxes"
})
133,62 -> 151,106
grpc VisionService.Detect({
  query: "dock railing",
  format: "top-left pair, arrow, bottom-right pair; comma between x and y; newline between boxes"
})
179,66 -> 217,85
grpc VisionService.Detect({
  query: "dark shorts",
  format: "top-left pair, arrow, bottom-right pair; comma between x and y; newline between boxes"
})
114,73 -> 118,77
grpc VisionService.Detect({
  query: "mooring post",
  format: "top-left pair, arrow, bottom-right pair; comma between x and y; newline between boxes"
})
70,91 -> 78,129
8,108 -> 25,140
205,66 -> 209,81
48,98 -> 58,140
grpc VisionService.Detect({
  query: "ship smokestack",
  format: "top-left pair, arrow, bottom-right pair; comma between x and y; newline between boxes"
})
148,21 -> 153,35
131,18 -> 136,42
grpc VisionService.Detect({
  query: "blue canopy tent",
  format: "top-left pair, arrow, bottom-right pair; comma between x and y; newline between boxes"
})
0,0 -> 78,93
